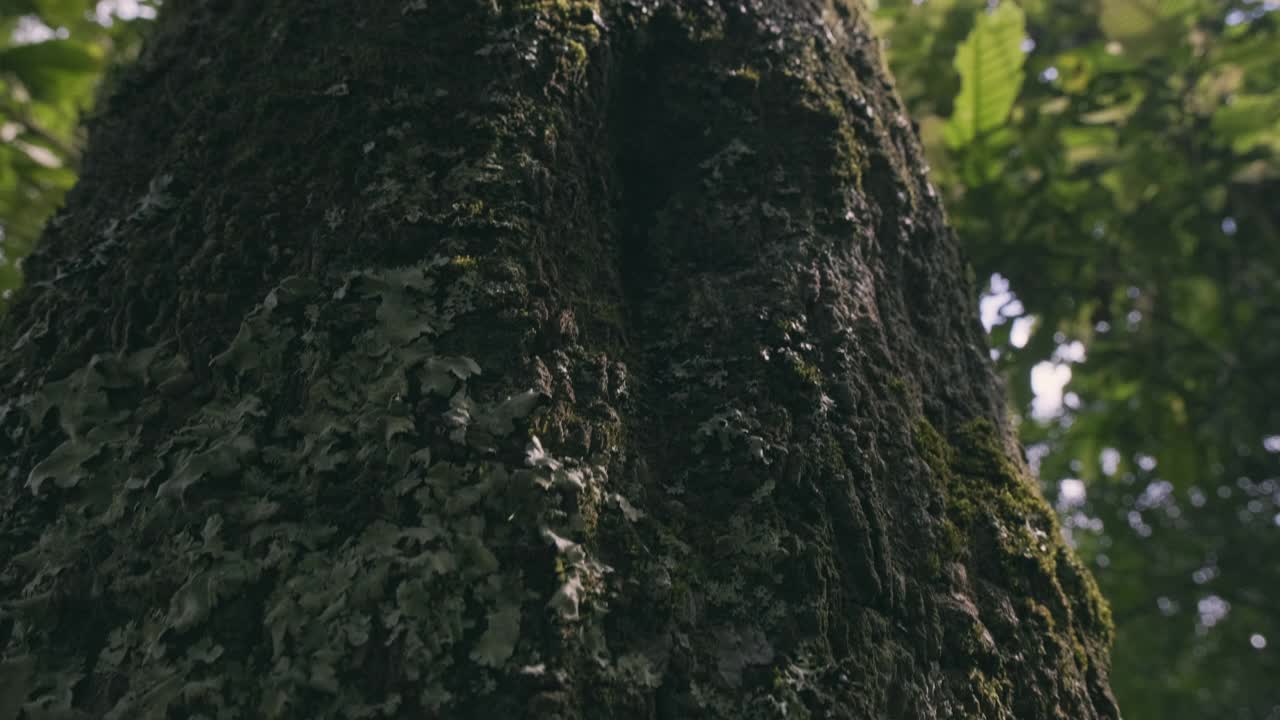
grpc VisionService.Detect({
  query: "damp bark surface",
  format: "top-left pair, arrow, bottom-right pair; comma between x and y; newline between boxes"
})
0,1 -> 1118,718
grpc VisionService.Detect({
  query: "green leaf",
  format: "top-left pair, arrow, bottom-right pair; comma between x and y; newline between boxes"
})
1099,0 -> 1192,41
1098,0 -> 1195,58
944,2 -> 1026,148
1212,94 -> 1280,153
1099,0 -> 1160,39
32,0 -> 94,27
0,40 -> 102,75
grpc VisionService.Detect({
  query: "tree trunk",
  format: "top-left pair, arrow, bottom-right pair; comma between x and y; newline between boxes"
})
0,1 -> 1118,717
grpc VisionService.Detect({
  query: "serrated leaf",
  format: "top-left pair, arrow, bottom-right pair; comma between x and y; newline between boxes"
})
944,3 -> 1026,148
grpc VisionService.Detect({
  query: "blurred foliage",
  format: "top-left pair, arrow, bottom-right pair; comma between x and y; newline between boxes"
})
0,0 -> 153,313
876,0 -> 1280,717
2,0 -> 1278,717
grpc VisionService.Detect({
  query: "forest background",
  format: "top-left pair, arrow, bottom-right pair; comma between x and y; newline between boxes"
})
1,0 -> 1277,717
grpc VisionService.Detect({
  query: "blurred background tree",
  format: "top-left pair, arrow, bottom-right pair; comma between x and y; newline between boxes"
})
0,0 -> 153,309
1,0 -> 1277,717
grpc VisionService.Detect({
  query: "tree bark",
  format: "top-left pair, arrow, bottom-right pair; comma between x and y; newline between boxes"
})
0,0 -> 1118,718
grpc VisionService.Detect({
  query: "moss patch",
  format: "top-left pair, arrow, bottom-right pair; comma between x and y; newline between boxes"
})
915,416 -> 1116,713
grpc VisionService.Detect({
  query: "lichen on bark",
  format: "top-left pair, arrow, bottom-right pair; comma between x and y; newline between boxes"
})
0,0 -> 1118,718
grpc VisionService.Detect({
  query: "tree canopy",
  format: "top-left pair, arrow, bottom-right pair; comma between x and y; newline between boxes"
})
2,0 -> 1277,717
875,0 -> 1280,716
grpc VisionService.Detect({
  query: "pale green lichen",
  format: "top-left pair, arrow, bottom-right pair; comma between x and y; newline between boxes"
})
4,255 -> 622,717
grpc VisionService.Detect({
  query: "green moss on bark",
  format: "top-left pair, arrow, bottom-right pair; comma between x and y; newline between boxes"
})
0,0 -> 1118,717
915,416 -> 1116,716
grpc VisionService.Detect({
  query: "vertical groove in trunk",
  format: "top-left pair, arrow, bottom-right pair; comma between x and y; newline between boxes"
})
0,1 -> 1117,718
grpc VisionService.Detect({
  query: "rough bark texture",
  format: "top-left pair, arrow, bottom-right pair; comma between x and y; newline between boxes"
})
0,1 -> 1118,718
